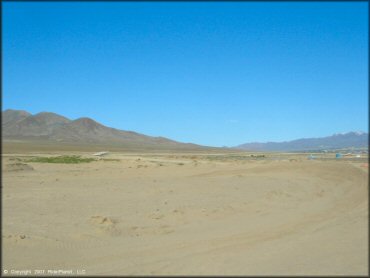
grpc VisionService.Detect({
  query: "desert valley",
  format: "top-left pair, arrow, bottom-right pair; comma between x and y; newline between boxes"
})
2,110 -> 368,275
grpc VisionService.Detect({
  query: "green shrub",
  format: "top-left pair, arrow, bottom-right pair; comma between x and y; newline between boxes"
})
27,156 -> 96,164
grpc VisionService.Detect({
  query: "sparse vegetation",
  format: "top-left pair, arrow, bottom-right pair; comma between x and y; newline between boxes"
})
13,162 -> 27,166
251,154 -> 265,158
205,155 -> 251,161
27,156 -> 96,164
9,157 -> 22,161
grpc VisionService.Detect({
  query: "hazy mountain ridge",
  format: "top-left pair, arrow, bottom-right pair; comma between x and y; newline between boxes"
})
2,109 -> 205,150
236,132 -> 369,151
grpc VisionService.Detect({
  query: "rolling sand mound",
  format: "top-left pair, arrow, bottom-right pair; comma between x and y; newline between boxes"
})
2,153 -> 368,275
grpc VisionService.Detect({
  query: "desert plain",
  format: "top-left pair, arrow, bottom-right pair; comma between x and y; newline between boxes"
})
2,148 -> 369,275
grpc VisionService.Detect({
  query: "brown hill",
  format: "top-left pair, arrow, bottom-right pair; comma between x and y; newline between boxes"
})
2,109 -> 209,151
3,112 -> 71,138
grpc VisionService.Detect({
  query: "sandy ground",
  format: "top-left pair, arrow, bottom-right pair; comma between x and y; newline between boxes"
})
2,152 -> 368,275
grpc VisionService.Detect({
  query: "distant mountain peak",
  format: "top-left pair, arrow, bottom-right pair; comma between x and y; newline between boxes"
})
236,131 -> 368,152
333,131 -> 367,136
33,112 -> 70,122
353,131 -> 366,135
74,117 -> 97,123
4,108 -> 31,114
72,117 -> 102,128
35,111 -> 61,116
2,109 -> 32,125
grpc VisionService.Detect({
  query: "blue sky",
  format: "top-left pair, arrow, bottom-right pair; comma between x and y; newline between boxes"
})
3,2 -> 368,147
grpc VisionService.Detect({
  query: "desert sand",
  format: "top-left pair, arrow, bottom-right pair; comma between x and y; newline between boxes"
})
2,151 -> 368,275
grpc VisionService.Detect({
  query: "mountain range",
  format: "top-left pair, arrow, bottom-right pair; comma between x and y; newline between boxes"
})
2,109 -> 368,152
2,109 -> 208,151
236,132 -> 368,152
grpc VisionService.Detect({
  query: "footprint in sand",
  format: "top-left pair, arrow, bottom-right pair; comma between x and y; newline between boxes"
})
88,216 -> 121,236
172,209 -> 185,215
266,189 -> 292,200
149,212 -> 165,220
129,224 -> 174,236
3,234 -> 27,243
89,215 -> 116,225
316,189 -> 325,197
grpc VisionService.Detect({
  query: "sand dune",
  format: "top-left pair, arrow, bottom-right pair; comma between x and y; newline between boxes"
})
2,152 -> 368,275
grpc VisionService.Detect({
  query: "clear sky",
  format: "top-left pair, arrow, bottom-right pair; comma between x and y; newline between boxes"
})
3,2 -> 368,147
